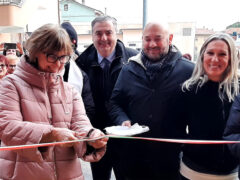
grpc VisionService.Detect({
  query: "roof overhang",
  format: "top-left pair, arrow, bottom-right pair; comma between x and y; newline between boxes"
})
0,26 -> 24,33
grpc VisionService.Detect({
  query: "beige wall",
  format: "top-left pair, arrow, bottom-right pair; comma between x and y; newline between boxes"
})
0,34 -> 11,43
194,34 -> 211,60
0,5 -> 22,26
0,0 -> 58,33
73,23 -> 91,34
0,1 -> 40,29
0,33 -> 23,44
122,29 -> 142,49
0,0 -> 59,43
169,22 -> 196,59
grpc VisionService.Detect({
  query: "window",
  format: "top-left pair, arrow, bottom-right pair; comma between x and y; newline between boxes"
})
64,4 -> 68,11
183,28 -> 192,36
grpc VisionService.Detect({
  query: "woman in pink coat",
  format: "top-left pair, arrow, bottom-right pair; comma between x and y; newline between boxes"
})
0,24 -> 108,180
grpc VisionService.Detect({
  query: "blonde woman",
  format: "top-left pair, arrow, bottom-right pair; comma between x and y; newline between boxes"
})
181,33 -> 239,180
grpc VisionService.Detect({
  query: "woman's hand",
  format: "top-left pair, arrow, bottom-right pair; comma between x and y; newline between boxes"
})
16,42 -> 23,55
87,129 -> 108,149
51,128 -> 78,147
0,43 -> 4,51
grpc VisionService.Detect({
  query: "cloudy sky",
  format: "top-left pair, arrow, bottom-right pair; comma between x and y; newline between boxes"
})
79,0 -> 240,31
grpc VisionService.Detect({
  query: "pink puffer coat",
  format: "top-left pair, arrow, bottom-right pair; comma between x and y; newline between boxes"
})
0,56 -> 106,180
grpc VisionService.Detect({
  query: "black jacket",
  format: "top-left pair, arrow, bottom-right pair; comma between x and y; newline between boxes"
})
183,81 -> 238,175
76,40 -> 138,130
109,50 -> 194,179
224,93 -> 240,177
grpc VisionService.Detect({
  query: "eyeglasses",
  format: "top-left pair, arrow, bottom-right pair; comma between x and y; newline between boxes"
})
8,65 -> 16,69
46,54 -> 71,64
0,64 -> 6,69
7,49 -> 16,53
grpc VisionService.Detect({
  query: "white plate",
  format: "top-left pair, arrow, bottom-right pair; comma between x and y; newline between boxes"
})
105,123 -> 149,136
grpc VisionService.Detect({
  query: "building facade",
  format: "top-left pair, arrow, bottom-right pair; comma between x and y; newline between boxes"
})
0,0 -> 58,43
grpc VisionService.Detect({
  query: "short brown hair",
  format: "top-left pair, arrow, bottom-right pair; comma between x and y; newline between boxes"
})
25,24 -> 73,63
91,15 -> 117,32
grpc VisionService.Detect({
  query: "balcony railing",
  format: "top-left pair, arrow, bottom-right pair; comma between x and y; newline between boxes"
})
0,0 -> 24,7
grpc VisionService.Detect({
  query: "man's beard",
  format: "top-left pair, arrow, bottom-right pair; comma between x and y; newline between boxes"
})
144,48 -> 168,61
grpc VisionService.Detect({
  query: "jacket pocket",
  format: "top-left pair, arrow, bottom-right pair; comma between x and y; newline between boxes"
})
0,156 -> 16,179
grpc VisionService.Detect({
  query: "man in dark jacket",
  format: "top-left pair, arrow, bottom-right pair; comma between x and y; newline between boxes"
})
76,16 -> 138,180
109,22 -> 194,180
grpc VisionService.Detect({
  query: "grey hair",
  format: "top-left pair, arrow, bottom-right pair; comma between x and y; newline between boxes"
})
24,23 -> 73,63
91,15 -> 117,32
182,33 -> 239,102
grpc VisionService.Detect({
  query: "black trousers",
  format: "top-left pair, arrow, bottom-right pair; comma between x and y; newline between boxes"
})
90,150 -> 112,180
90,139 -> 123,180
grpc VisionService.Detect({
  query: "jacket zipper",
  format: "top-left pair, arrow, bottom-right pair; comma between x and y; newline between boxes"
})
39,72 -> 53,123
40,72 -> 57,179
53,148 -> 57,180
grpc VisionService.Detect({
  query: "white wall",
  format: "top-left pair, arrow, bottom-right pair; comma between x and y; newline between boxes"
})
169,22 -> 196,58
27,0 -> 59,32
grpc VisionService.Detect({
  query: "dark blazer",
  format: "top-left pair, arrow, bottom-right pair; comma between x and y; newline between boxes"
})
76,40 -> 138,130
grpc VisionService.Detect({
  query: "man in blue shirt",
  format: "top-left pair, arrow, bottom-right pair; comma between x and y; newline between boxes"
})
76,15 -> 138,180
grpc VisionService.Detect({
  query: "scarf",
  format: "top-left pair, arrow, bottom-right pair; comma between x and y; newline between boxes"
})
141,45 -> 178,81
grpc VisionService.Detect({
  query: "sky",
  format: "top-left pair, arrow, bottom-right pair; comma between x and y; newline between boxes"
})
78,0 -> 240,31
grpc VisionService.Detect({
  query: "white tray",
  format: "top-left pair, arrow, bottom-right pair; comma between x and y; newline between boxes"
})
105,123 -> 149,136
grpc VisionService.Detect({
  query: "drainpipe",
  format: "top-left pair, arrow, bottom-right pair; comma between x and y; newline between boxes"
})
57,0 -> 60,24
143,0 -> 148,29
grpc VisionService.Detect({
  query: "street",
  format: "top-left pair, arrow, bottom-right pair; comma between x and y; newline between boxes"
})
81,160 -> 116,180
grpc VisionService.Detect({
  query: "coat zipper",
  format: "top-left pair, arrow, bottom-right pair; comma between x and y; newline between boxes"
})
52,148 -> 57,180
40,72 -> 57,179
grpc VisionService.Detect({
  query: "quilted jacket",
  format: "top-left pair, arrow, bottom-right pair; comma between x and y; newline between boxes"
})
0,56 -> 106,180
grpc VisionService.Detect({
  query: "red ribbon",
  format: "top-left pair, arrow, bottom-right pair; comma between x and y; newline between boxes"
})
0,135 -> 238,151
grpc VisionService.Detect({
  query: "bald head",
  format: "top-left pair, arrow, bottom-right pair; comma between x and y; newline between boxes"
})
143,22 -> 169,35
142,22 -> 173,61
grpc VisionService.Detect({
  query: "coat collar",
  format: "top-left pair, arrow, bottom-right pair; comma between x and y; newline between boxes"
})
128,47 -> 182,80
129,45 -> 182,70
14,55 -> 63,90
82,40 -> 128,67
14,56 -> 69,116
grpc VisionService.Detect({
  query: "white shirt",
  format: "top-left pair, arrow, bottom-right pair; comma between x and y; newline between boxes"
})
97,50 -> 116,68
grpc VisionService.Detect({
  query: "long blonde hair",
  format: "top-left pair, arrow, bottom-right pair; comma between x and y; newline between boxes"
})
182,33 -> 239,102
